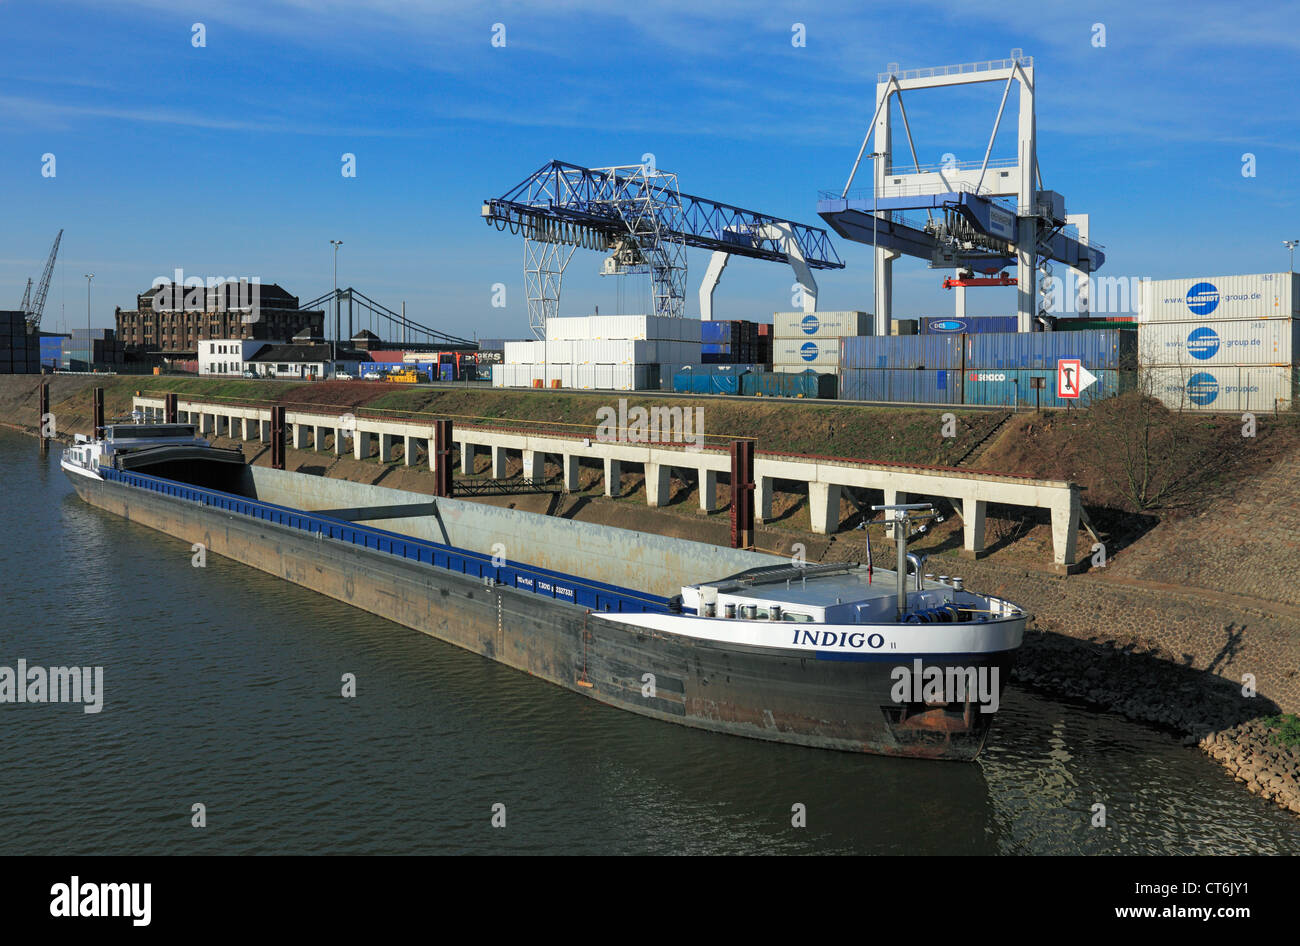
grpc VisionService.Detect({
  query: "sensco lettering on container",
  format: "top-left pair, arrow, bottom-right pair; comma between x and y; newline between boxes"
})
792,629 -> 886,649
800,314 -> 820,335
1185,282 -> 1220,316
969,372 -> 1006,381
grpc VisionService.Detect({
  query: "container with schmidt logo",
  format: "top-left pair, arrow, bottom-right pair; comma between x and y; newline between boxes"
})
1185,282 -> 1220,316
801,314 -> 820,335
800,342 -> 819,362
1186,326 -> 1220,360
1186,372 -> 1219,406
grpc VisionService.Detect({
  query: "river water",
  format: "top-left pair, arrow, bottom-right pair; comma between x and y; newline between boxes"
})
1,428 -> 1296,855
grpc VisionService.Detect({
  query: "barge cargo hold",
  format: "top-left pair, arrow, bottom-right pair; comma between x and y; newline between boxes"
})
60,424 -> 1027,760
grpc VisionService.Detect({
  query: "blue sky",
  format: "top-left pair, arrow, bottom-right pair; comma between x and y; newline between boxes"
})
1,0 -> 1296,339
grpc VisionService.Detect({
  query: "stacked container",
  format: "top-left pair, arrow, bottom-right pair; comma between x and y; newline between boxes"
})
1138,273 -> 1299,411
961,329 -> 1136,408
64,328 -> 124,369
701,319 -> 760,363
0,311 -> 40,374
772,311 -> 871,377
838,335 -> 964,404
496,315 -> 701,390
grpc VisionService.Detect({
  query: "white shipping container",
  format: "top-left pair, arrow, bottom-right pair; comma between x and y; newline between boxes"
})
1139,317 -> 1298,367
773,337 -> 840,367
1139,273 -> 1298,323
491,363 -> 506,387
774,310 -> 873,339
1141,365 -> 1297,411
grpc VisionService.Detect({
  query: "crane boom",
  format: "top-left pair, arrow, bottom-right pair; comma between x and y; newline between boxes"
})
27,229 -> 63,330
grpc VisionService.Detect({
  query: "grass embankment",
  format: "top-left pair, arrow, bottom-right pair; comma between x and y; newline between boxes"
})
41,376 -> 1010,468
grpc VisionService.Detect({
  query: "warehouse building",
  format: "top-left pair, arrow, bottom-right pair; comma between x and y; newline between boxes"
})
116,280 -> 325,355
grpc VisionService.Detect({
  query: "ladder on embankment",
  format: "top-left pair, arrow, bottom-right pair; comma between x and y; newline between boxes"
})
950,411 -> 1014,468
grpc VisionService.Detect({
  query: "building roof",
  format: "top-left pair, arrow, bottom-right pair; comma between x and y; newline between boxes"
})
246,343 -> 369,363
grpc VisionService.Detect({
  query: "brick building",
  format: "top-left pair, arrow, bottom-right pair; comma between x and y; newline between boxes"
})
115,280 -> 325,354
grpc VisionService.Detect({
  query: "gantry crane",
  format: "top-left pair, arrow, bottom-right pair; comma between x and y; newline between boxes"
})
483,160 -> 843,338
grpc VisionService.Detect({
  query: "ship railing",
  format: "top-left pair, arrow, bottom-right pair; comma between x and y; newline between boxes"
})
100,467 -> 669,616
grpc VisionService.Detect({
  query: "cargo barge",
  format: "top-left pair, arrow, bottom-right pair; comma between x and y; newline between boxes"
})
61,422 -> 1028,759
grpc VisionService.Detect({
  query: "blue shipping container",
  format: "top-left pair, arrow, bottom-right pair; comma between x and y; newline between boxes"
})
838,368 -> 963,404
962,368 -> 1135,407
839,334 -> 964,370
964,329 -> 1136,371
922,316 -> 1019,334
701,322 -> 730,343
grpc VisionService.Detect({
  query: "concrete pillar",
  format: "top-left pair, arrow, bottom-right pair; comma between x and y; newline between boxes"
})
405,435 -> 417,467
756,476 -> 774,522
961,498 -> 987,559
334,428 -> 344,456
461,442 -> 475,475
379,433 -> 395,462
259,419 -> 270,441
808,482 -> 841,535
698,469 -> 718,513
604,458 -> 621,497
241,417 -> 252,440
292,423 -> 306,449
1051,489 -> 1081,574
645,463 -> 671,507
522,450 -> 544,482
428,437 -> 437,472
562,455 -> 580,492
354,430 -> 372,460
315,425 -> 327,451
491,445 -> 508,479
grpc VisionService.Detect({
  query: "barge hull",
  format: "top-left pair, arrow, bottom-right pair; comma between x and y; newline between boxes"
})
69,473 -> 1014,759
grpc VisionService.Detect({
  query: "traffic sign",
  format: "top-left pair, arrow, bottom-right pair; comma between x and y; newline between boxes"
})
1057,359 -> 1097,399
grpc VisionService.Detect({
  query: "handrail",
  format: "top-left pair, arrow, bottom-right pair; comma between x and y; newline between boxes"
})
100,467 -> 669,614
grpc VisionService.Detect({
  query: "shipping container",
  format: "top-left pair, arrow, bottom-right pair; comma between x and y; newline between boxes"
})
1138,317 -> 1298,367
545,314 -> 701,342
964,329 -> 1136,371
773,310 -> 873,339
773,338 -> 841,368
921,315 -> 1019,334
1139,273 -> 1298,323
1140,365 -> 1297,412
1049,317 -> 1136,331
840,334 -> 964,371
962,368 -> 1136,407
838,368 -> 964,404
741,370 -> 835,399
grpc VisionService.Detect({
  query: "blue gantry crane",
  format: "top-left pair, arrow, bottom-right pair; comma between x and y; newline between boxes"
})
483,160 -> 843,337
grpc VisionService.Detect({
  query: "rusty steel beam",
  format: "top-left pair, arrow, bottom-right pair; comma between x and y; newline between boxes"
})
164,392 -> 178,424
92,387 -> 104,439
433,419 -> 453,498
730,438 -> 755,550
270,405 -> 286,470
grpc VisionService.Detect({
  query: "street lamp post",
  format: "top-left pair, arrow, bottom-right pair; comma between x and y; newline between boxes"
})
330,239 -> 343,363
83,274 -> 94,371
1285,240 -> 1299,274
